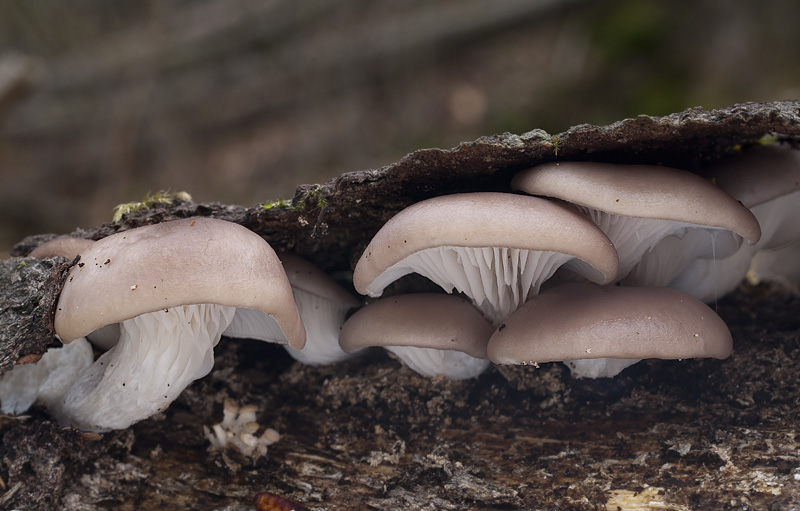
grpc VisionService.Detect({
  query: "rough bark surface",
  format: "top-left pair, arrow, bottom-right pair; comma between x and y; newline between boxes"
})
0,257 -> 69,374
1,100 -> 800,510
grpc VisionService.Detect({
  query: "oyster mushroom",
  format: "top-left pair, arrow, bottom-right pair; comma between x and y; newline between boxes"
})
52,217 -> 304,431
339,293 -> 494,379
748,240 -> 800,294
352,192 -> 618,326
669,145 -> 800,301
224,253 -> 362,365
27,236 -> 120,350
28,237 -> 95,259
488,282 -> 732,378
512,161 -> 761,286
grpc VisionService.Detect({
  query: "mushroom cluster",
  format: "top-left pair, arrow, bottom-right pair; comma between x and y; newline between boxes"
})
344,145 -> 796,379
1,144 -> 798,431
1,218 -> 308,431
669,145 -> 800,300
203,398 -> 280,460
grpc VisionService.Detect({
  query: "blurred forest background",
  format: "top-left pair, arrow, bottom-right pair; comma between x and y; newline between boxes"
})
0,0 -> 798,256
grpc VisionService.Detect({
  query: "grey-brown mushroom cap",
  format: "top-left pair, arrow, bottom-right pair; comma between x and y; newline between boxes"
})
29,237 -> 95,259
512,162 -> 762,244
353,192 -> 619,295
280,253 -> 360,308
704,144 -> 800,208
339,293 -> 493,358
487,282 -> 732,365
54,218 -> 306,350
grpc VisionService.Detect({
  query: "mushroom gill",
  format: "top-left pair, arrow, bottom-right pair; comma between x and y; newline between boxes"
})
353,192 -> 618,326
512,161 -> 761,287
223,253 -> 362,365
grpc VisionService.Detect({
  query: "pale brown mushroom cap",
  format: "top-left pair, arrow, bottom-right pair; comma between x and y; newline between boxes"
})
705,144 -> 800,208
29,237 -> 95,259
54,218 -> 306,349
353,192 -> 619,296
339,293 -> 493,358
488,282 -> 732,365
512,161 -> 761,244
280,253 -> 360,308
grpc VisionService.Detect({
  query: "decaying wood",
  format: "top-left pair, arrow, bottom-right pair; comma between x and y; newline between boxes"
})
0,257 -> 69,374
11,100 -> 800,266
1,100 -> 800,510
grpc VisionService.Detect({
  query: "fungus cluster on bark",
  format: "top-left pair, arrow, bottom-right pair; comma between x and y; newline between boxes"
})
0,137 -> 798,433
344,144 -> 797,379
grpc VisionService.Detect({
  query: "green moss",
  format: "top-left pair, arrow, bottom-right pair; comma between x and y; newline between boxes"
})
290,185 -> 327,212
112,191 -> 193,223
260,186 -> 328,213
757,134 -> 779,146
260,199 -> 291,211
732,134 -> 780,153
550,135 -> 561,156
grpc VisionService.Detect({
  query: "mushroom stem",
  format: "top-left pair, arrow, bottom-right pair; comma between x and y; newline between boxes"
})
53,304 -> 235,432
283,288 -> 360,365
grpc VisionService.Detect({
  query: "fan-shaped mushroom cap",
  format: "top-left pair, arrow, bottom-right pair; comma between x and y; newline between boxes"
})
48,218 -> 305,431
55,217 -> 305,349
282,253 -> 360,307
708,145 -> 800,210
512,162 -> 761,285
353,192 -> 618,325
224,253 -> 361,365
670,145 -> 800,301
339,293 -> 494,379
748,241 -> 800,294
28,237 -> 95,259
488,282 -> 732,377
27,237 -> 120,350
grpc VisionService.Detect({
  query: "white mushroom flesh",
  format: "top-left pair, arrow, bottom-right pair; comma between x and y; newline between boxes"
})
224,288 -> 358,365
283,288 -> 359,365
384,345 -> 491,380
575,206 -> 742,286
53,304 -> 235,432
669,190 -> 800,301
563,358 -> 642,379
364,246 -> 583,326
0,338 -> 93,415
748,241 -> 800,294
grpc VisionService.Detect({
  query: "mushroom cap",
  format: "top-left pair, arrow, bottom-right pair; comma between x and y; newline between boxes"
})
705,145 -> 800,208
511,161 -> 761,244
28,237 -> 95,259
54,218 -> 306,350
487,282 -> 732,365
748,241 -> 800,293
222,253 -> 360,365
353,192 -> 619,296
339,293 -> 493,359
280,253 -> 360,308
